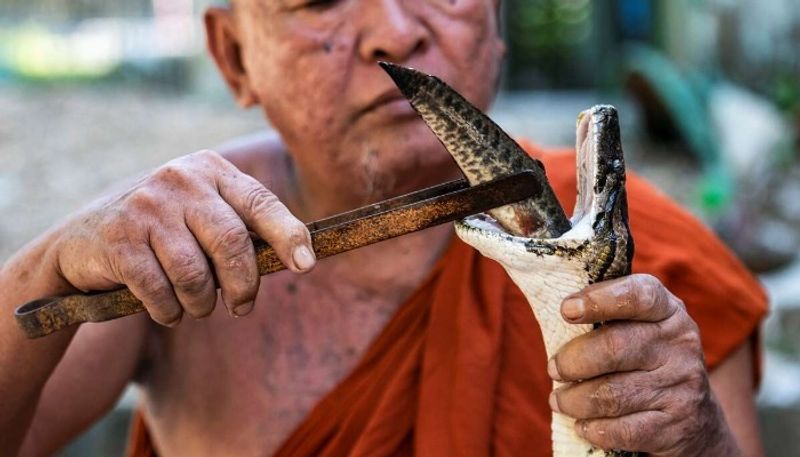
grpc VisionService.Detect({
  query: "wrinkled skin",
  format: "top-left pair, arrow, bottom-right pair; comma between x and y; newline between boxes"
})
549,275 -> 737,456
55,150 -> 316,323
0,1 -> 760,456
221,0 -> 507,214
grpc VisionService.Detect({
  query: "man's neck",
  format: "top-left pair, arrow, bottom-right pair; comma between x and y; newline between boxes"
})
284,152 -> 458,294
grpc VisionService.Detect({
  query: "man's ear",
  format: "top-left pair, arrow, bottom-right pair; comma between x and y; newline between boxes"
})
204,7 -> 258,108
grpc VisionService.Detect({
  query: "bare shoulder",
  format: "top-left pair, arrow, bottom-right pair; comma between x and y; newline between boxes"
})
216,130 -> 293,197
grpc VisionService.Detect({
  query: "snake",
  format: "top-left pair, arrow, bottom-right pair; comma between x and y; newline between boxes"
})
382,63 -> 637,457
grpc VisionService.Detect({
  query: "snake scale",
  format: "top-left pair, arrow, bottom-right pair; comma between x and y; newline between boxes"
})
383,63 -> 637,457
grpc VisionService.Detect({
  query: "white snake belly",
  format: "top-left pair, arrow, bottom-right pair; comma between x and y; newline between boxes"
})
456,226 -> 609,456
454,106 -> 636,456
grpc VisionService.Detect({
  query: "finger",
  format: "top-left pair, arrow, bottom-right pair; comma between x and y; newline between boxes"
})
215,165 -> 315,273
575,410 -> 671,454
112,244 -> 183,326
561,274 -> 680,325
150,226 -> 217,319
550,371 -> 667,420
186,200 -> 259,317
548,321 -> 666,382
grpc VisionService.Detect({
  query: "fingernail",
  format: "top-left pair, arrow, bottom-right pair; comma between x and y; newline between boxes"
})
548,357 -> 562,381
233,301 -> 254,317
292,245 -> 316,271
562,297 -> 585,321
548,391 -> 561,413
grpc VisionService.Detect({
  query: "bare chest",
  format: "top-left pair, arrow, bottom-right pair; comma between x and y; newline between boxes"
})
139,273 -> 401,456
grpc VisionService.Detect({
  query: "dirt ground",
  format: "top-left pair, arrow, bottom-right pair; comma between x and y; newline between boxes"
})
0,85 -> 268,261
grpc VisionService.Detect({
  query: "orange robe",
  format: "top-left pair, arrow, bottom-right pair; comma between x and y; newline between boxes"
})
126,146 -> 768,456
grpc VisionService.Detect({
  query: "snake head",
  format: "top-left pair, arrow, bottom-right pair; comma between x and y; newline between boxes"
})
455,105 -> 633,283
380,62 -> 570,238
380,63 -> 632,282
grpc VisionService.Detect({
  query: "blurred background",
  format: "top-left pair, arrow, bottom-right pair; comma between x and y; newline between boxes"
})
1,0 -> 799,455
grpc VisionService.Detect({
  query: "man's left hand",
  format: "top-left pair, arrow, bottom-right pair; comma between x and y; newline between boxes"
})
547,274 -> 740,457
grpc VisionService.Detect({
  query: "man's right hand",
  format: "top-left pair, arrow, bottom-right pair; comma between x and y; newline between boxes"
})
52,149 -> 315,325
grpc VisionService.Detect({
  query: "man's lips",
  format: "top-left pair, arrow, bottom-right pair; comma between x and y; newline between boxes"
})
354,89 -> 417,122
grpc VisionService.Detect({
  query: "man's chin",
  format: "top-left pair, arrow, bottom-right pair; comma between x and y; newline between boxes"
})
357,151 -> 461,201
303,124 -> 462,204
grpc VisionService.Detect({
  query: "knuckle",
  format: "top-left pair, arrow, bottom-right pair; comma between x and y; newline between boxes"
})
136,271 -> 170,300
660,370 -> 709,423
616,276 -> 640,310
672,319 -> 703,352
610,421 -> 638,449
152,163 -> 187,182
636,273 -> 661,290
286,222 -> 311,247
650,342 -> 671,370
108,241 -> 134,263
125,188 -> 161,214
683,366 -> 709,398
244,185 -> 279,216
637,275 -> 666,310
150,162 -> 199,191
193,148 -> 223,162
178,149 -> 226,178
119,258 -> 155,285
211,224 -> 252,263
170,256 -> 212,294
591,379 -> 623,417
602,327 -> 625,361
686,327 -> 702,351
194,149 -> 230,172
120,264 -> 170,300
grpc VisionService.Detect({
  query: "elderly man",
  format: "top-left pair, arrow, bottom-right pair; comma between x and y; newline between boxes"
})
0,1 -> 766,456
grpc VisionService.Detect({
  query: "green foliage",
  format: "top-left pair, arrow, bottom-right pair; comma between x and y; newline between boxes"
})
772,72 -> 800,117
506,0 -> 595,89
509,0 -> 592,56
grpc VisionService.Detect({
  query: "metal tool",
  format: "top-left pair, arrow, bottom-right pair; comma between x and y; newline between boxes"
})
15,171 -> 539,338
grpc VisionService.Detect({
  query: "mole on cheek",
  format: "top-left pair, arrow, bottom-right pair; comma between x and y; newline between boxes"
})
322,40 -> 333,53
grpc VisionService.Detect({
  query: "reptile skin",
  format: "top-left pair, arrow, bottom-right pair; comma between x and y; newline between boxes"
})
383,63 -> 636,457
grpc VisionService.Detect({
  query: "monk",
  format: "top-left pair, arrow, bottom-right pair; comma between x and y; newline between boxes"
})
0,1 -> 767,456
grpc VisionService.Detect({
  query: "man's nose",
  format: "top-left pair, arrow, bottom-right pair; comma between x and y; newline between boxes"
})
357,0 -> 429,63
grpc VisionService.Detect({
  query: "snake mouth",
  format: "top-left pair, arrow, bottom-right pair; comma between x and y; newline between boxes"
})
380,62 -> 570,238
378,63 -> 624,247
457,105 -> 625,246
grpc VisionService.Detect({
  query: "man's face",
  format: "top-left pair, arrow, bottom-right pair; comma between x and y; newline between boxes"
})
224,0 -> 505,203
